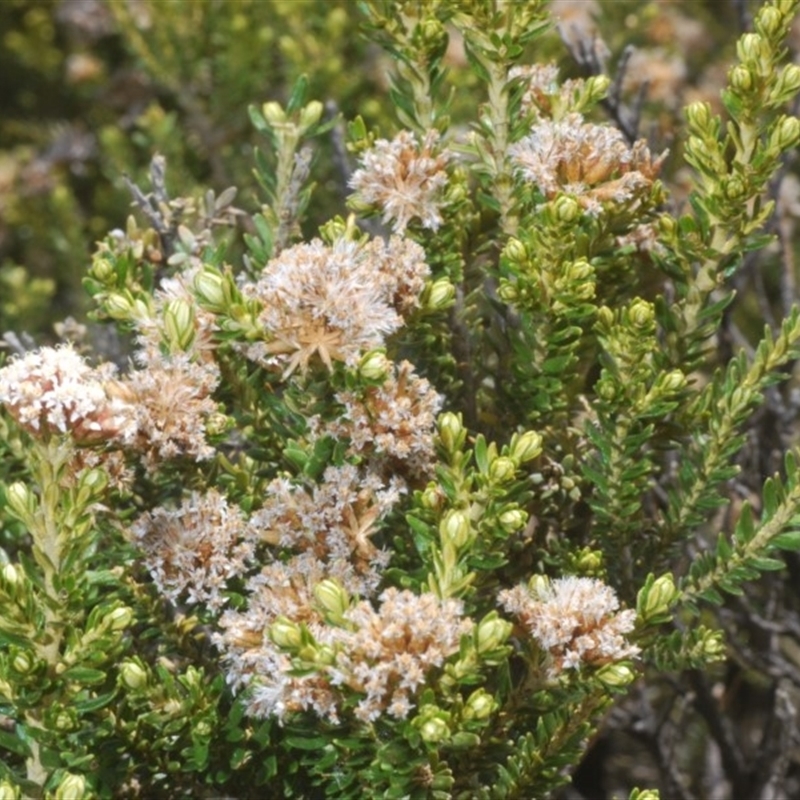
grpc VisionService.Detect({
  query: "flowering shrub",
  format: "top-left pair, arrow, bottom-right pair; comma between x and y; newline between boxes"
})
2,1 -> 800,797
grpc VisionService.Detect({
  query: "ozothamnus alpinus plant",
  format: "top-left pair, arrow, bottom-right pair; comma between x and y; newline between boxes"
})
2,0 -> 800,797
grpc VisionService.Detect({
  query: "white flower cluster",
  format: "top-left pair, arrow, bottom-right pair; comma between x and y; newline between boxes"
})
242,235 -> 429,376
349,130 -> 451,233
499,575 -> 640,678
0,344 -> 135,443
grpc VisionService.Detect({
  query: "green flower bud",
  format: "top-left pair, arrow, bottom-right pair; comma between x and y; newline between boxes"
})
510,430 -> 542,464
424,277 -> 456,311
629,790 -> 660,800
419,17 -> 446,48
730,65 -> 754,93
132,298 -> 152,321
566,258 -> 593,282
270,617 -> 303,650
475,614 -> 512,654
314,579 -> 350,621
181,666 -> 204,691
771,64 -> 800,102
163,299 -> 196,351
194,269 -> 227,310
685,101 -> 713,133
262,101 -> 287,125
417,712 -> 450,743
658,214 -> 678,239
696,627 -> 726,661
496,280 -> 519,303
420,483 -> 445,512
637,573 -> 679,623
90,257 -> 114,283
106,606 -> 134,632
755,5 -> 783,37
205,412 -> 231,437
52,707 -> 77,731
5,483 -> 35,525
463,688 -> 496,721
628,298 -> 654,329
11,650 -> 35,676
769,115 -> 800,152
737,32 -> 767,63
53,772 -> 86,800
528,574 -> 551,599
314,643 -> 337,666
596,376 -> 617,402
0,779 -> 21,800
489,456 -> 517,484
723,175 -> 747,200
444,180 -> 468,204
574,548 -> 603,574
503,238 -> 527,265
440,509 -> 472,549
596,662 -> 636,689
80,468 -> 108,493
299,100 -> 324,132
498,508 -> 527,533
1,563 -> 22,590
585,74 -> 610,101
105,292 -> 135,320
119,660 -> 149,691
553,195 -> 580,223
438,412 -> 465,453
358,350 -> 391,382
660,369 -> 687,394
596,305 -> 614,329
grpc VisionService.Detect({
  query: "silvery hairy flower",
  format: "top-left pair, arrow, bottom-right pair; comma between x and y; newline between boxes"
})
0,344 -> 136,443
241,235 -> 429,376
509,113 -> 666,215
499,575 -> 640,678
349,130 -> 451,233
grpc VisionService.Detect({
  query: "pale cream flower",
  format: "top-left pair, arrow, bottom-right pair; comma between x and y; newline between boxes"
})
349,130 -> 450,233
215,553 -> 362,722
509,113 -> 666,215
0,344 -> 136,443
249,464 -> 402,576
334,588 -> 473,723
217,581 -> 471,724
122,354 -> 220,465
241,236 -> 429,376
499,576 -> 639,678
132,489 -> 254,612
321,360 -> 443,478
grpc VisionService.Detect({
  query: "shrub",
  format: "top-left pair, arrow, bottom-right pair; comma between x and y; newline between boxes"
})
2,1 -> 800,797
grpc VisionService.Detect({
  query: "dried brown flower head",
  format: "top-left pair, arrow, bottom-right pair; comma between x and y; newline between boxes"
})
509,113 -> 667,215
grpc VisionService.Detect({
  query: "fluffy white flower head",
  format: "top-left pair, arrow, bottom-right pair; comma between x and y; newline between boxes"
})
499,575 -> 640,678
0,344 -> 135,442
349,130 -> 450,233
